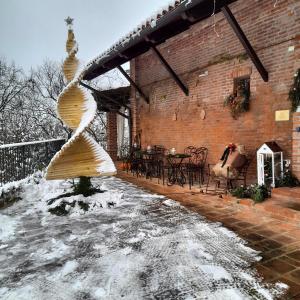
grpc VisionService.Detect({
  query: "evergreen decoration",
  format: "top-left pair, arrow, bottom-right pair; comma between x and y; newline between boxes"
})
251,184 -> 268,203
289,69 -> 300,112
276,170 -> 300,187
230,184 -> 269,203
224,79 -> 250,119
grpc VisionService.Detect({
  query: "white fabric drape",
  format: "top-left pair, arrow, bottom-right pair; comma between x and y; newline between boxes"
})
117,108 -> 125,157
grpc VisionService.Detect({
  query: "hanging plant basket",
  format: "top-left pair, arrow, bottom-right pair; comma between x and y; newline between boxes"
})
224,79 -> 250,119
289,69 -> 300,112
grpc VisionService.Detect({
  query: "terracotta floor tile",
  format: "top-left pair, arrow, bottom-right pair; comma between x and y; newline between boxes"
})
263,258 -> 296,274
287,229 -> 300,239
225,224 -> 242,232
234,221 -> 255,228
272,234 -> 298,245
282,242 -> 300,253
281,256 -> 300,268
256,239 -> 283,251
256,229 -> 278,238
289,269 -> 300,284
262,249 -> 285,262
243,233 -> 265,242
255,264 -> 279,281
288,251 -> 300,262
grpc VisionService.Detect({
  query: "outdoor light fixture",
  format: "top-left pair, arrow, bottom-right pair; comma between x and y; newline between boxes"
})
257,141 -> 283,188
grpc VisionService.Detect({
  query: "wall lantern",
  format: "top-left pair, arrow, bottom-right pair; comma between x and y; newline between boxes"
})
257,141 -> 283,187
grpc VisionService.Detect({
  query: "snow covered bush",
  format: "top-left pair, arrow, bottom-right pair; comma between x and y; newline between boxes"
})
0,172 -> 43,208
47,189 -> 123,216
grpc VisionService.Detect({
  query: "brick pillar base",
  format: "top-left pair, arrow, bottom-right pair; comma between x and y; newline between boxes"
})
107,112 -> 118,161
292,112 -> 300,180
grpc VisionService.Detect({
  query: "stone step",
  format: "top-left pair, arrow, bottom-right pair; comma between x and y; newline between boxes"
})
271,187 -> 300,202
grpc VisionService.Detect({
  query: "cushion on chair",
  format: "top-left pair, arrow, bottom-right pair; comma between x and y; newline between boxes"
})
212,146 -> 247,179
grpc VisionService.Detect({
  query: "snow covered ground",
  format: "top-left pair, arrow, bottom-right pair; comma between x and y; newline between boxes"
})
0,174 -> 287,299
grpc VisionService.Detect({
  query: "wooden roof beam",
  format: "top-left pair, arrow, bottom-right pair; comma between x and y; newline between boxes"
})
221,5 -> 268,82
80,81 -> 130,110
151,45 -> 189,96
96,98 -> 130,119
117,65 -> 149,104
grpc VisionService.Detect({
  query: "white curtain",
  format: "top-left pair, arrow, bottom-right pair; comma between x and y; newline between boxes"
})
117,107 -> 125,157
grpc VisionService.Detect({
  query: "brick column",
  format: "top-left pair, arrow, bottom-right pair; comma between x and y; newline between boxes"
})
106,112 -> 118,161
292,112 -> 300,180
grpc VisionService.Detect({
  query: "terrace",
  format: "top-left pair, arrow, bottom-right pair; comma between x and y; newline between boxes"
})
1,0 -> 300,299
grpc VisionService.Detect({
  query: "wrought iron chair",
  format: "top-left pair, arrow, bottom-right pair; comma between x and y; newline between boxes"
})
228,155 -> 253,189
128,148 -> 145,177
205,155 -> 253,194
185,147 -> 208,189
149,145 -> 166,183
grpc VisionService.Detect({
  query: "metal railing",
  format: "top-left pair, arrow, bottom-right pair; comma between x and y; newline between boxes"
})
0,138 -> 65,186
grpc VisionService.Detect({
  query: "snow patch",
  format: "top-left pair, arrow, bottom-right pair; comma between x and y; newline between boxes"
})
199,265 -> 232,280
35,239 -> 70,261
201,288 -> 247,300
162,199 -> 180,207
60,260 -> 79,277
94,287 -> 107,298
0,214 -> 18,242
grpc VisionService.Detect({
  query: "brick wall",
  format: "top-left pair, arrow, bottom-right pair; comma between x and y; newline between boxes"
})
130,0 -> 300,181
106,112 -> 118,161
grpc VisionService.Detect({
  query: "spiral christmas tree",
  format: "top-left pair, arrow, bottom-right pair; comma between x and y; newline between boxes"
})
46,17 -> 116,180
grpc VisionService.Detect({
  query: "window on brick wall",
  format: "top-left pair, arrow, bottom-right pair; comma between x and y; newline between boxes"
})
233,76 -> 250,98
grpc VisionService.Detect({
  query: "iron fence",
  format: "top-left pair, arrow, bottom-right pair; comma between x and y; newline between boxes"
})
0,138 -> 65,186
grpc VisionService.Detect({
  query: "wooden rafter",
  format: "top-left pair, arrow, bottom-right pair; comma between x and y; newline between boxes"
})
151,45 -> 189,96
80,81 -> 130,119
117,66 -> 149,103
221,5 -> 268,82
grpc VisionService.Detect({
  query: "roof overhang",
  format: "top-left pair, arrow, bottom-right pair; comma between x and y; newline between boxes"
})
83,0 -> 238,81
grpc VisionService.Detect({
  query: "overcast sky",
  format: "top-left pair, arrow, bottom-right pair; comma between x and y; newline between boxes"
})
0,0 -> 172,73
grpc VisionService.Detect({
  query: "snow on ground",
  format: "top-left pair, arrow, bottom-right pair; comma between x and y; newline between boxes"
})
0,175 -> 287,299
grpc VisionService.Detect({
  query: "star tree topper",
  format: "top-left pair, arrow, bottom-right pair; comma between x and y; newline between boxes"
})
64,16 -> 74,29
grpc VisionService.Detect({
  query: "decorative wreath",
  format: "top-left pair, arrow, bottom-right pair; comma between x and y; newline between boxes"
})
224,80 -> 250,119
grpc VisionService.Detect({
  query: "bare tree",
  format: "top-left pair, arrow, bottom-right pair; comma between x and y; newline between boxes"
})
0,58 -> 31,113
0,58 -> 123,148
30,60 -> 70,137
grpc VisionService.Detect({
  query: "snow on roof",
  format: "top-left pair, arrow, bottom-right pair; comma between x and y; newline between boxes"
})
83,0 -> 192,73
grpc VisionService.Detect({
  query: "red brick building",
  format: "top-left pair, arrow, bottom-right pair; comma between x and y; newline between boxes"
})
83,0 -> 300,182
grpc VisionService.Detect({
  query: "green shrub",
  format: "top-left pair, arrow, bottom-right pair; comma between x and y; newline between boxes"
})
276,170 -> 300,188
250,184 -> 268,203
230,184 -> 269,203
231,186 -> 247,198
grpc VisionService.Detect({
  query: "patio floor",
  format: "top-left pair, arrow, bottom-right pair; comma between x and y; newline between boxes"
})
0,174 -> 291,299
117,168 -> 300,299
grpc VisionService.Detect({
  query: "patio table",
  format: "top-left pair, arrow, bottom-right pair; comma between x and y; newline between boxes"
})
166,153 -> 191,186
